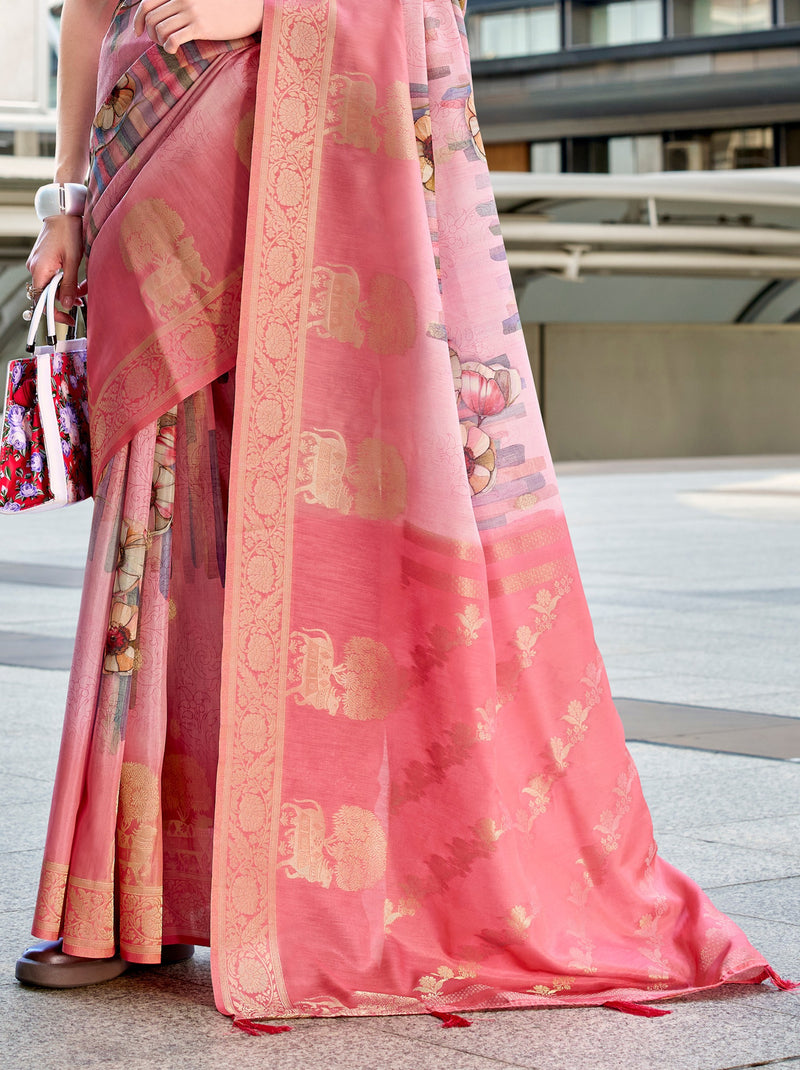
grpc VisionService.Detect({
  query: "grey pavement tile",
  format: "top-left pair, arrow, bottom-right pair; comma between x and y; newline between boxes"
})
617,679 -> 800,720
0,499 -> 93,571
0,561 -> 85,588
0,583 -> 83,637
2,977 -> 521,1070
0,631 -> 75,671
0,803 -> 48,856
0,910 -> 37,987
706,876 -> 800,929
635,760 -> 800,834
0,850 -> 42,914
616,700 -> 800,760
654,831 -> 800,890
687,815 -> 800,860
377,994 -> 799,1070
626,743 -> 773,779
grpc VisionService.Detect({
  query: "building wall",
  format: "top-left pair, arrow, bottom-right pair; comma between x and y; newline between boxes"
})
527,322 -> 800,459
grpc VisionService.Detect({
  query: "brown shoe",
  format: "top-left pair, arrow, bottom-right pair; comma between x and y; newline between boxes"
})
15,940 -> 195,989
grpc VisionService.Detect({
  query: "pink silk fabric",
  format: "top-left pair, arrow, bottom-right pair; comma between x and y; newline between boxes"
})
32,0 -> 774,1020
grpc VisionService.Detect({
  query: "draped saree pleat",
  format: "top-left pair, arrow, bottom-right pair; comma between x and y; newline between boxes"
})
31,0 -> 778,1018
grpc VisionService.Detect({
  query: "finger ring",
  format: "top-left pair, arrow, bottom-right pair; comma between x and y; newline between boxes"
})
26,282 -> 43,301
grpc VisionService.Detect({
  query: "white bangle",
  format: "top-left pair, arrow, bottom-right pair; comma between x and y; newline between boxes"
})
34,182 -> 88,222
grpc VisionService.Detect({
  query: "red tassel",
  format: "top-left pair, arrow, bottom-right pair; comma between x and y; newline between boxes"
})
232,1018 -> 293,1036
765,967 -> 800,991
603,1000 -> 672,1018
429,1010 -> 472,1028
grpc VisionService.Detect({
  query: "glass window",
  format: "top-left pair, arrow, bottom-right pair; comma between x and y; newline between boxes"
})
531,141 -> 563,172
672,0 -> 772,36
608,134 -> 663,172
570,137 -> 610,172
571,0 -> 662,46
783,0 -> 800,21
469,7 -> 561,58
710,127 -> 773,168
663,128 -> 773,169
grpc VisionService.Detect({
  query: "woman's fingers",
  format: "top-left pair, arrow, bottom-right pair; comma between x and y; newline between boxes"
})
150,13 -> 192,49
133,0 -> 166,37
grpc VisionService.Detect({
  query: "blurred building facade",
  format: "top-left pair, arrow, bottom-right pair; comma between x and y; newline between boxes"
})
468,1 -> 800,458
468,0 -> 800,175
0,0 -> 59,365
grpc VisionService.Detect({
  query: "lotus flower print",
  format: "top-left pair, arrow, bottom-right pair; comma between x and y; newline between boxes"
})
97,73 -> 135,131
461,422 -> 497,496
459,362 -> 521,419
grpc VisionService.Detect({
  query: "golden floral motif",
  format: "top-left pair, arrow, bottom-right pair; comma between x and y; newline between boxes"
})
326,72 -> 381,152
288,629 -> 406,720
297,430 -> 408,521
33,861 -> 69,934
528,976 -> 574,997
593,762 -> 636,854
120,198 -> 211,321
325,73 -> 416,160
308,265 -> 418,355
637,897 -> 672,980
215,0 -> 335,1017
414,962 -> 479,1002
520,660 -> 603,831
117,762 -> 160,887
278,801 -> 387,891
96,72 -> 135,131
514,578 -> 574,667
384,896 -> 420,935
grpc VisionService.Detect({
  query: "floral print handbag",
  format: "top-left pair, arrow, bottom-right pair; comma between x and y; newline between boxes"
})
0,273 -> 91,513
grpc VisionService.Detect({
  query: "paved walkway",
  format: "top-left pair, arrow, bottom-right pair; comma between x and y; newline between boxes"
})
1,458 -> 798,1069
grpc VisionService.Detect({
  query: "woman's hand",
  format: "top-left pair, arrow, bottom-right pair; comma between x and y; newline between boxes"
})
27,215 -> 85,324
133,0 -> 264,54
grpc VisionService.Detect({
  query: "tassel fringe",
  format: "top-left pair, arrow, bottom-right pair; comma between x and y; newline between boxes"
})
603,1000 -> 672,1018
429,1010 -> 472,1028
232,1018 -> 293,1036
764,967 -> 800,991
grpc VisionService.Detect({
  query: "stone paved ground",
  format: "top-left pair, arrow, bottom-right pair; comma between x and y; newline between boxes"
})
1,458 -> 798,1070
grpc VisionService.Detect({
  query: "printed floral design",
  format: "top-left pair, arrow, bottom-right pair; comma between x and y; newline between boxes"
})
96,73 -> 136,131
461,422 -> 496,496
103,520 -> 147,675
465,91 -> 485,160
150,409 -> 177,534
460,361 -> 521,419
104,602 -> 139,674
0,348 -> 90,512
453,355 -> 522,497
415,112 -> 435,192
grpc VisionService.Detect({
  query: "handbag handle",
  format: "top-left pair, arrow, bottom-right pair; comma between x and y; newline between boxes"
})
25,271 -> 63,353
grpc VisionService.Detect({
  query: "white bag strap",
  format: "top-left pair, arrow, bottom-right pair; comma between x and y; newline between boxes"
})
36,352 -> 68,505
25,271 -> 63,352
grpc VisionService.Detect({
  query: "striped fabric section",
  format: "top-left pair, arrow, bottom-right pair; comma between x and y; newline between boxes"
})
86,38 -> 251,249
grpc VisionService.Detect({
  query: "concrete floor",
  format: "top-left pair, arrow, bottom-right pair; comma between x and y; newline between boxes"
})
1,458 -> 798,1070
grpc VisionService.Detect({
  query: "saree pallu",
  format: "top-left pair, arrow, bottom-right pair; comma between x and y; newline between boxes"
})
32,0 -> 776,1018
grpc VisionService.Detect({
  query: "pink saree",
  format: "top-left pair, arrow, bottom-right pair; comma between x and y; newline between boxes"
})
32,0 -> 782,1021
